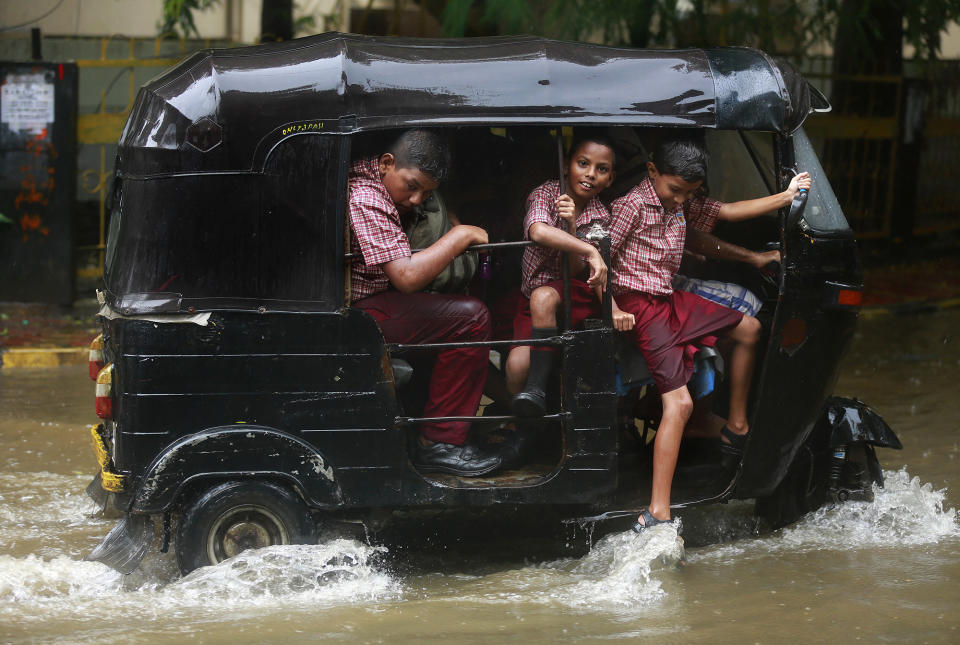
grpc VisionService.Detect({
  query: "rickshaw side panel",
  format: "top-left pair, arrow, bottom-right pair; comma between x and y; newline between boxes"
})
105,308 -> 408,507
563,327 -> 619,473
737,232 -> 862,498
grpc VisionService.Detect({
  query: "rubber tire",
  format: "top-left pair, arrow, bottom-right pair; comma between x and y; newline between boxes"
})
176,480 -> 317,575
754,443 -> 827,530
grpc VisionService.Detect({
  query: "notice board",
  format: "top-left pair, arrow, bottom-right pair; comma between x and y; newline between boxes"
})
0,62 -> 78,305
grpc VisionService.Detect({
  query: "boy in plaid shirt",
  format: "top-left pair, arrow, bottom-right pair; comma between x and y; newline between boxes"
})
607,136 -> 762,532
506,132 -> 616,418
349,129 -> 499,477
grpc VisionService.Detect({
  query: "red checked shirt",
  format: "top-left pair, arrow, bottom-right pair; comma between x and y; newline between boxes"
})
608,177 -> 721,296
348,157 -> 412,303
520,180 -> 610,298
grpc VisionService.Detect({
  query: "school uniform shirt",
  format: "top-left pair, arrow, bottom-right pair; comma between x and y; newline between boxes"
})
608,177 -> 721,296
519,180 -> 610,298
348,156 -> 412,303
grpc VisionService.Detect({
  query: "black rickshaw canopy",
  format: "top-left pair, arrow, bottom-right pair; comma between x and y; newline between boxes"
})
120,32 -> 822,176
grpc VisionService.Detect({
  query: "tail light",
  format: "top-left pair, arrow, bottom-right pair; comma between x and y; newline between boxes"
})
88,334 -> 104,381
836,288 -> 863,307
824,282 -> 863,310
95,364 -> 114,419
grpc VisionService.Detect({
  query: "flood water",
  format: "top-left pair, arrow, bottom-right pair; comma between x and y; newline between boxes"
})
1,309 -> 958,644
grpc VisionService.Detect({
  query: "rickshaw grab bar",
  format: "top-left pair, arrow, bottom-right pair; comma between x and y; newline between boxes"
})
343,240 -> 534,261
387,336 -> 566,353
461,240 -> 534,253
396,412 -> 570,427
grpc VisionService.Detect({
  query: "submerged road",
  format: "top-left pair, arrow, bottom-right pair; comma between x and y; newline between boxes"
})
0,309 -> 957,644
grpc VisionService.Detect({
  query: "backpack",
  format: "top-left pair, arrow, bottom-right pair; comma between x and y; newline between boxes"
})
404,193 -> 478,294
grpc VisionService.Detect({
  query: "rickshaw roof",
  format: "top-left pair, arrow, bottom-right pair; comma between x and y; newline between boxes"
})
120,33 -> 819,174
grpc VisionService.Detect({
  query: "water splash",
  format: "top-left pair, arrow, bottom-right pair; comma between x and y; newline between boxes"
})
171,540 -> 400,608
777,468 -> 959,550
0,539 -> 401,624
0,554 -> 121,604
560,523 -> 685,608
434,522 -> 685,612
691,468 -> 959,563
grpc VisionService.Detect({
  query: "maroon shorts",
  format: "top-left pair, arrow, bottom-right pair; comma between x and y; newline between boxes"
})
616,289 -> 743,394
513,279 -> 602,340
489,287 -> 523,341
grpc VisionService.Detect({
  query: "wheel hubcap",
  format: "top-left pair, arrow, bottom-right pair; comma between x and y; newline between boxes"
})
222,520 -> 272,559
207,505 -> 290,564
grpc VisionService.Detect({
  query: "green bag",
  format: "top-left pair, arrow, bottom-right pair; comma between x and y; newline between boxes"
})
404,193 -> 478,294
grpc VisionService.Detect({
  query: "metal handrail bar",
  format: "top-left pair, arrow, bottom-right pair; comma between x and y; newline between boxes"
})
387,336 -> 566,353
396,412 -> 569,426
343,239 -> 533,261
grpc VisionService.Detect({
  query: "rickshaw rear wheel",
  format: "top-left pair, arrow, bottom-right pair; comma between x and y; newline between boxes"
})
176,480 -> 317,575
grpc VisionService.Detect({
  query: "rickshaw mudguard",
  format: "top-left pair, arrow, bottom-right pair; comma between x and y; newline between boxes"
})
85,512 -> 154,575
823,396 -> 902,449
129,425 -> 343,514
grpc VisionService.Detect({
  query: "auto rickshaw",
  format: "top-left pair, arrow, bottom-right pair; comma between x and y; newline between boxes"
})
83,33 -> 902,575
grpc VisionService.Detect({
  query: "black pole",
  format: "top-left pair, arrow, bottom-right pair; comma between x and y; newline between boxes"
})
556,131 -> 572,332
600,235 -> 612,327
31,28 -> 42,61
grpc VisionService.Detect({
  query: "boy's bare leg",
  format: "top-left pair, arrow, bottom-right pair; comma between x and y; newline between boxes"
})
723,315 -> 761,437
529,285 -> 561,328
505,346 -> 530,394
646,386 -> 694,522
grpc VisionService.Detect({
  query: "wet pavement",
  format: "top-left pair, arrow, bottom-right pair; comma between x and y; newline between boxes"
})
860,255 -> 960,315
0,300 -> 99,351
0,305 -> 958,643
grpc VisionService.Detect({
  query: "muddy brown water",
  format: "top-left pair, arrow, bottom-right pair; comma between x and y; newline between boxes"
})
1,310 -> 958,644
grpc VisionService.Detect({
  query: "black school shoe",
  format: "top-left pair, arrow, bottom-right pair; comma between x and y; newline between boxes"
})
483,427 -> 537,471
511,388 -> 547,417
414,441 -> 502,476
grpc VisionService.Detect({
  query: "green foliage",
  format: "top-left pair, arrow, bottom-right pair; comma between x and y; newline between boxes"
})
438,0 -> 805,48
295,14 -> 317,33
442,0 -> 537,36
439,0 -> 960,61
441,0 -> 475,36
160,0 -> 220,38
